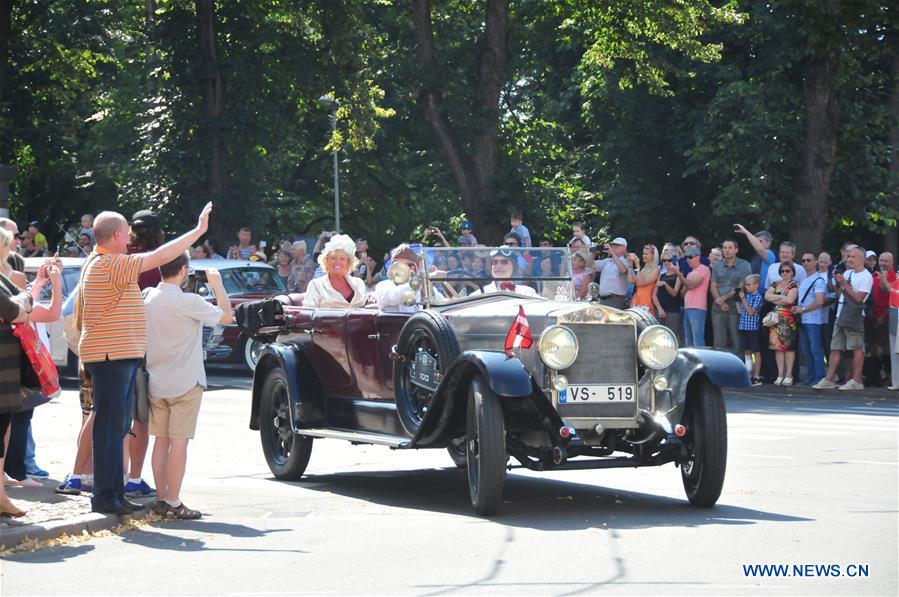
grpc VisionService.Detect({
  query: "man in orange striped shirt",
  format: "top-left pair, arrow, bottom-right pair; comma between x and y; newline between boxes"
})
81,202 -> 212,515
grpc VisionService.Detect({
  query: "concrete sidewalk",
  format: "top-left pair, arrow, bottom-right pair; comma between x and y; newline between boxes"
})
1,381 -> 895,553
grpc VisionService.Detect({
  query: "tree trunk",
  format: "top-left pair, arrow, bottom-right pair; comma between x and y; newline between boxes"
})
196,0 -> 225,198
789,0 -> 841,255
886,41 -> 898,257
0,0 -> 11,111
411,0 -> 508,243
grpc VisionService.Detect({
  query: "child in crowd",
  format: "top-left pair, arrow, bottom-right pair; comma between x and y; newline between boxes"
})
737,273 -> 764,386
509,212 -> 532,247
572,222 -> 592,248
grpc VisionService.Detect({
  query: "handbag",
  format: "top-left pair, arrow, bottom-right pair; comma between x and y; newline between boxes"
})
836,272 -> 865,332
133,359 -> 150,424
762,311 -> 779,327
12,322 -> 61,398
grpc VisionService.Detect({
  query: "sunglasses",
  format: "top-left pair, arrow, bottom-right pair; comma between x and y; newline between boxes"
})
661,259 -> 672,263
779,269 -> 792,273
802,258 -> 815,262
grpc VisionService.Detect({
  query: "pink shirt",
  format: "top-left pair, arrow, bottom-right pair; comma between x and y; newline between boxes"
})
684,264 -> 711,311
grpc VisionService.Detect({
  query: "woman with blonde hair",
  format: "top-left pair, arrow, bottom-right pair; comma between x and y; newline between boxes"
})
303,234 -> 367,308
0,228 -> 27,289
628,244 -> 660,313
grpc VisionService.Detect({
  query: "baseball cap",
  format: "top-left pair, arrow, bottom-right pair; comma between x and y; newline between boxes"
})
28,220 -> 39,228
865,250 -> 876,259
684,246 -> 701,257
460,221 -> 473,230
610,237 -> 627,247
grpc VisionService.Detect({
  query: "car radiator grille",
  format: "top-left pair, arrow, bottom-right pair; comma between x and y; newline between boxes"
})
559,323 -> 638,419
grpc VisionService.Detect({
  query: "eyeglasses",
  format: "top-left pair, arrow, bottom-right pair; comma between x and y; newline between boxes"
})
779,269 -> 792,274
492,258 -> 512,266
661,259 -> 672,263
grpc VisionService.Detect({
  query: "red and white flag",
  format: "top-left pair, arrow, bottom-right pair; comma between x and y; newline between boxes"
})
504,305 -> 533,356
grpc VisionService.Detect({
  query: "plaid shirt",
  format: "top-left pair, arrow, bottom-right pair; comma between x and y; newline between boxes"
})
738,290 -> 763,330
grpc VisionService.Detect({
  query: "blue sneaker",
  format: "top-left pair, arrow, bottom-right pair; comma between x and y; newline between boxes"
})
55,475 -> 83,495
26,466 -> 50,478
124,479 -> 156,498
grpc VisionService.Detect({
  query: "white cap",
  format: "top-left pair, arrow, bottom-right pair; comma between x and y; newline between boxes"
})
610,237 -> 627,247
865,250 -> 876,259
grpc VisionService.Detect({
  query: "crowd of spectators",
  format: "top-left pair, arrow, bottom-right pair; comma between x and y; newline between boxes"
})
1,207 -> 897,519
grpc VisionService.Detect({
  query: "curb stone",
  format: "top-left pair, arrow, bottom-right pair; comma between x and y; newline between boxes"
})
1,505 -> 151,552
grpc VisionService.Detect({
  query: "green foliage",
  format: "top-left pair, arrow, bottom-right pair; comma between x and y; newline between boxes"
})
1,0 -> 894,258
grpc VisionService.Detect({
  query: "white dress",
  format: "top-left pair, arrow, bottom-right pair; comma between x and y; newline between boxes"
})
303,274 -> 367,309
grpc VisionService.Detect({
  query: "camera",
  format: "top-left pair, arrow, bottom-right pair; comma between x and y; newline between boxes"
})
833,262 -> 847,276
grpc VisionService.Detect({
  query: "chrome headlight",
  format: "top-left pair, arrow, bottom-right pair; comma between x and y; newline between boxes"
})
637,325 -> 678,370
538,325 -> 579,370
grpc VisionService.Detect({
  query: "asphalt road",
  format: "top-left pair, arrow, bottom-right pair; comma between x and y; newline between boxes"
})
2,369 -> 897,596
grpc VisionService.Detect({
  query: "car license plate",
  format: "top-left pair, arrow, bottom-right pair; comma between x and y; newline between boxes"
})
559,384 -> 636,404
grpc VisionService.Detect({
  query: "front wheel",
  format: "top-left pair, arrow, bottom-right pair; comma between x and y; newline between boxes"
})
466,376 -> 506,515
680,378 -> 727,507
260,366 -> 313,480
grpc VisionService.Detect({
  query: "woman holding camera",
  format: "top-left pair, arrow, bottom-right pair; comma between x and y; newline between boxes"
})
765,261 -> 799,386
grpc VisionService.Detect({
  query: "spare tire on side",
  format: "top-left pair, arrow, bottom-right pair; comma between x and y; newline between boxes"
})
394,311 -> 460,437
625,307 -> 659,334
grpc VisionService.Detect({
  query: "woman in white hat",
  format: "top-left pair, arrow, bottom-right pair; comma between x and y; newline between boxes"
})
303,234 -> 367,308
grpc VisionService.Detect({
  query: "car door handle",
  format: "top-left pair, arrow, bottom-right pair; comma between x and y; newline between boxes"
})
368,333 -> 381,340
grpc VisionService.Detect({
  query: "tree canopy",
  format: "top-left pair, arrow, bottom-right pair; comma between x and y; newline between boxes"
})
1,0 -> 895,256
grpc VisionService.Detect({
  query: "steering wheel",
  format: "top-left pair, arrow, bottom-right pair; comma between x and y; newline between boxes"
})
441,268 -> 483,297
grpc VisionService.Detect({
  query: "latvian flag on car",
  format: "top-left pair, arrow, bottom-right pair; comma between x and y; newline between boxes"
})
504,306 -> 533,356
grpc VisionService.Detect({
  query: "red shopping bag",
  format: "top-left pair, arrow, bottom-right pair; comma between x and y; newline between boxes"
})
12,323 -> 61,398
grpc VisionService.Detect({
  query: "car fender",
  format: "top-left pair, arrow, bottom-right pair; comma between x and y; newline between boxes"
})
664,348 -> 750,420
249,342 -> 325,431
410,350 -> 534,447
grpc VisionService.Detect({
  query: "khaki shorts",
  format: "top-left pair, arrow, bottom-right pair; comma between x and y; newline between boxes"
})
830,325 -> 865,352
149,385 -> 204,439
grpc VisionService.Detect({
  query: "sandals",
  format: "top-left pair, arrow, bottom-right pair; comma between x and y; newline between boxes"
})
153,500 -> 202,520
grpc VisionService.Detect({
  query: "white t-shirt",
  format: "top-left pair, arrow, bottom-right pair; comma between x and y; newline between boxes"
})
144,282 -> 224,398
835,268 -> 873,318
764,261 -> 807,289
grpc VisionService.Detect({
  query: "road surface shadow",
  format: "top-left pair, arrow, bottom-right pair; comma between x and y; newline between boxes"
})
278,467 -> 810,531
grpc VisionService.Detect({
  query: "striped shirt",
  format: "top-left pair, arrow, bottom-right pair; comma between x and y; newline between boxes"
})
78,249 -> 146,363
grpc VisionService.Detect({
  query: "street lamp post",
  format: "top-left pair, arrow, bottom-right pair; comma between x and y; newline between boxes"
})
317,94 -> 341,233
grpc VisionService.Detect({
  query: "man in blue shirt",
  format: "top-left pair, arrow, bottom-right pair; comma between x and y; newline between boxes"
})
734,224 -> 777,284
794,252 -> 828,385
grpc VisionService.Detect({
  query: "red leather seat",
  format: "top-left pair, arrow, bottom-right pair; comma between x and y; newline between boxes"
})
275,293 -> 305,307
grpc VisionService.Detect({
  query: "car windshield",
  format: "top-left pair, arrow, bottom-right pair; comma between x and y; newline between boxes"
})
206,267 -> 286,295
411,246 -> 574,305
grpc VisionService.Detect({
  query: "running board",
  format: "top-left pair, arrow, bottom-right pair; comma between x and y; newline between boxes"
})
296,428 -> 412,448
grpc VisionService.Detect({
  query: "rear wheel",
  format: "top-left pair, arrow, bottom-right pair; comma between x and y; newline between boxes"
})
466,376 -> 506,516
259,366 -> 313,480
680,378 -> 727,507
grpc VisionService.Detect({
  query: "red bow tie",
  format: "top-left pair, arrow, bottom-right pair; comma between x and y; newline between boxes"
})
500,282 -> 515,291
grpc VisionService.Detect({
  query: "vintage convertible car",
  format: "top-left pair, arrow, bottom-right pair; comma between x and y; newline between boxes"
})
237,246 -> 749,515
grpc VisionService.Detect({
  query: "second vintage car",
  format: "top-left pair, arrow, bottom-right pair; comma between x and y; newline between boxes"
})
237,246 -> 750,515
187,258 -> 287,371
